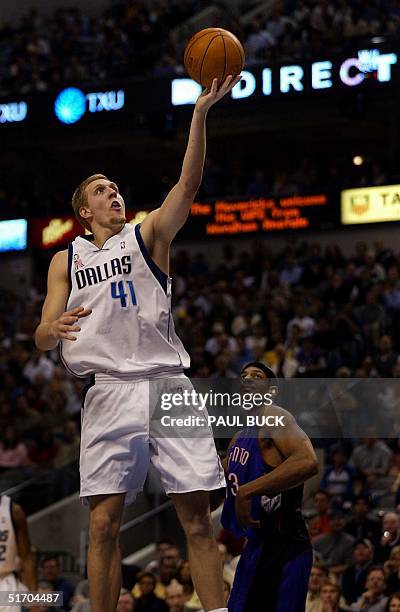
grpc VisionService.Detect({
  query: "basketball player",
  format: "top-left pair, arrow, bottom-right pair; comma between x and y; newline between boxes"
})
221,362 -> 318,612
35,75 -> 240,612
0,495 -> 37,612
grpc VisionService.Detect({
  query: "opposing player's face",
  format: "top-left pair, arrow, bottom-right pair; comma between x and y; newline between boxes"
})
241,366 -> 267,381
83,179 -> 126,229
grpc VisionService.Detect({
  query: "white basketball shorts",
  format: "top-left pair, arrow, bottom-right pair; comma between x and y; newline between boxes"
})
80,372 -> 225,503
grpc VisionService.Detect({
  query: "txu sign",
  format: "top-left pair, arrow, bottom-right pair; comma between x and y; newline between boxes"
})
54,87 -> 125,124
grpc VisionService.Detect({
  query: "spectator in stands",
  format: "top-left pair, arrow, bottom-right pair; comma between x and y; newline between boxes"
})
376,513 -> 400,563
287,302 -> 316,339
178,561 -> 201,610
145,540 -> 175,578
308,490 -> 332,540
54,420 -> 80,468
342,539 -> 375,605
40,555 -> 74,611
23,348 -> 54,384
345,496 -> 381,544
313,509 -> 355,575
134,571 -> 167,612
0,424 -> 29,469
165,581 -> 185,612
350,438 -> 392,483
350,566 -> 388,611
387,593 -> 400,610
117,589 -> 135,612
37,581 -> 59,612
383,546 -> 400,596
374,336 -> 398,378
355,288 -> 387,348
306,564 -> 329,612
280,254 -> 303,287
321,447 -> 353,502
204,323 -> 237,358
319,580 -> 347,612
29,426 -> 60,467
245,170 -> 269,197
296,337 -> 327,376
383,266 -> 400,312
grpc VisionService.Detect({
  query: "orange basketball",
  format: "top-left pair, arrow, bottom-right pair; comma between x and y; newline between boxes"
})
184,28 -> 245,90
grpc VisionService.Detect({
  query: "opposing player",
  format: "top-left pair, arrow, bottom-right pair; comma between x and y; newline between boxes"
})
0,495 -> 37,612
221,362 -> 318,612
35,76 -> 239,612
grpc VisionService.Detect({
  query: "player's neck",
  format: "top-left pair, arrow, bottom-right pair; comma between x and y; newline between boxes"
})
91,222 -> 125,249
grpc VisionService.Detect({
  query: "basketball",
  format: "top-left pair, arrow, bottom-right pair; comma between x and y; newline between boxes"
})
184,28 -> 245,90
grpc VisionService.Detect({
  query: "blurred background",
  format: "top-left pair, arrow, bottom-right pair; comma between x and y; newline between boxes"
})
2,0 -> 400,610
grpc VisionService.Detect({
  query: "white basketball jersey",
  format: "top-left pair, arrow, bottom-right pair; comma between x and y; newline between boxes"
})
60,224 -> 190,377
0,495 -> 17,576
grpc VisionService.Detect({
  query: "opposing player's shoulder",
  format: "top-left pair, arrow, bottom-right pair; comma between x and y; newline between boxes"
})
263,403 -> 295,424
260,403 -> 304,438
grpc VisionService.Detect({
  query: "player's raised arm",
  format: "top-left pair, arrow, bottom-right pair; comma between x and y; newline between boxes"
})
143,75 -> 240,246
236,407 -> 318,528
34,250 -> 91,351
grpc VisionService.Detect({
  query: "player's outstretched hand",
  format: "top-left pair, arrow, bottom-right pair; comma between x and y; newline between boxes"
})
195,75 -> 241,113
235,488 -> 260,530
50,306 -> 92,342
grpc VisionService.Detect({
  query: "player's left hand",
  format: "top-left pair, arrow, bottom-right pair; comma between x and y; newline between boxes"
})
195,75 -> 241,113
235,488 -> 260,529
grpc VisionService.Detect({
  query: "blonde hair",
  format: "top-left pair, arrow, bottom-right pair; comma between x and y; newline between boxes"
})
71,173 -> 108,230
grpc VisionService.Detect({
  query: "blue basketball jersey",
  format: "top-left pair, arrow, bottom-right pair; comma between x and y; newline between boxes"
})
221,427 -> 309,543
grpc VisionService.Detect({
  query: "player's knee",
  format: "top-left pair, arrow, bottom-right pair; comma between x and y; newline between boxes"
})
183,513 -> 213,543
89,512 -> 119,545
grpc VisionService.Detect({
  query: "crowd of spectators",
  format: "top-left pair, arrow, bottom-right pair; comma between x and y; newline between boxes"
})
34,516 -> 400,610
0,155 -> 394,220
2,234 -> 400,607
244,0 -> 400,67
1,0 -> 400,97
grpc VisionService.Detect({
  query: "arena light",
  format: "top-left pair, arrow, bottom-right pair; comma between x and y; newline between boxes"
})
353,155 -> 364,166
0,101 -> 28,124
171,79 -> 202,106
0,219 -> 27,252
54,87 -> 125,124
170,48 -> 399,104
342,184 -> 400,224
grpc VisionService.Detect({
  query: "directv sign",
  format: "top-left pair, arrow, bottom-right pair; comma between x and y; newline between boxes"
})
54,87 -> 125,124
0,101 -> 28,124
171,48 -> 397,105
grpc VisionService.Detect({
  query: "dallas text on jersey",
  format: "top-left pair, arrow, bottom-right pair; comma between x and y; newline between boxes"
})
75,255 -> 132,289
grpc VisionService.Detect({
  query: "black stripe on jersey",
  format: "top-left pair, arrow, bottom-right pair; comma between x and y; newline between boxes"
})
135,224 -> 168,294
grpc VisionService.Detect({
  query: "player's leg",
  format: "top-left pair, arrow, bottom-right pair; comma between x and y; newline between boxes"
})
275,549 -> 313,612
172,490 -> 226,612
87,493 -> 126,612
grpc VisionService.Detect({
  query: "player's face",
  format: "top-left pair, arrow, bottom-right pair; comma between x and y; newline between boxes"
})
241,366 -> 268,381
83,179 -> 126,230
